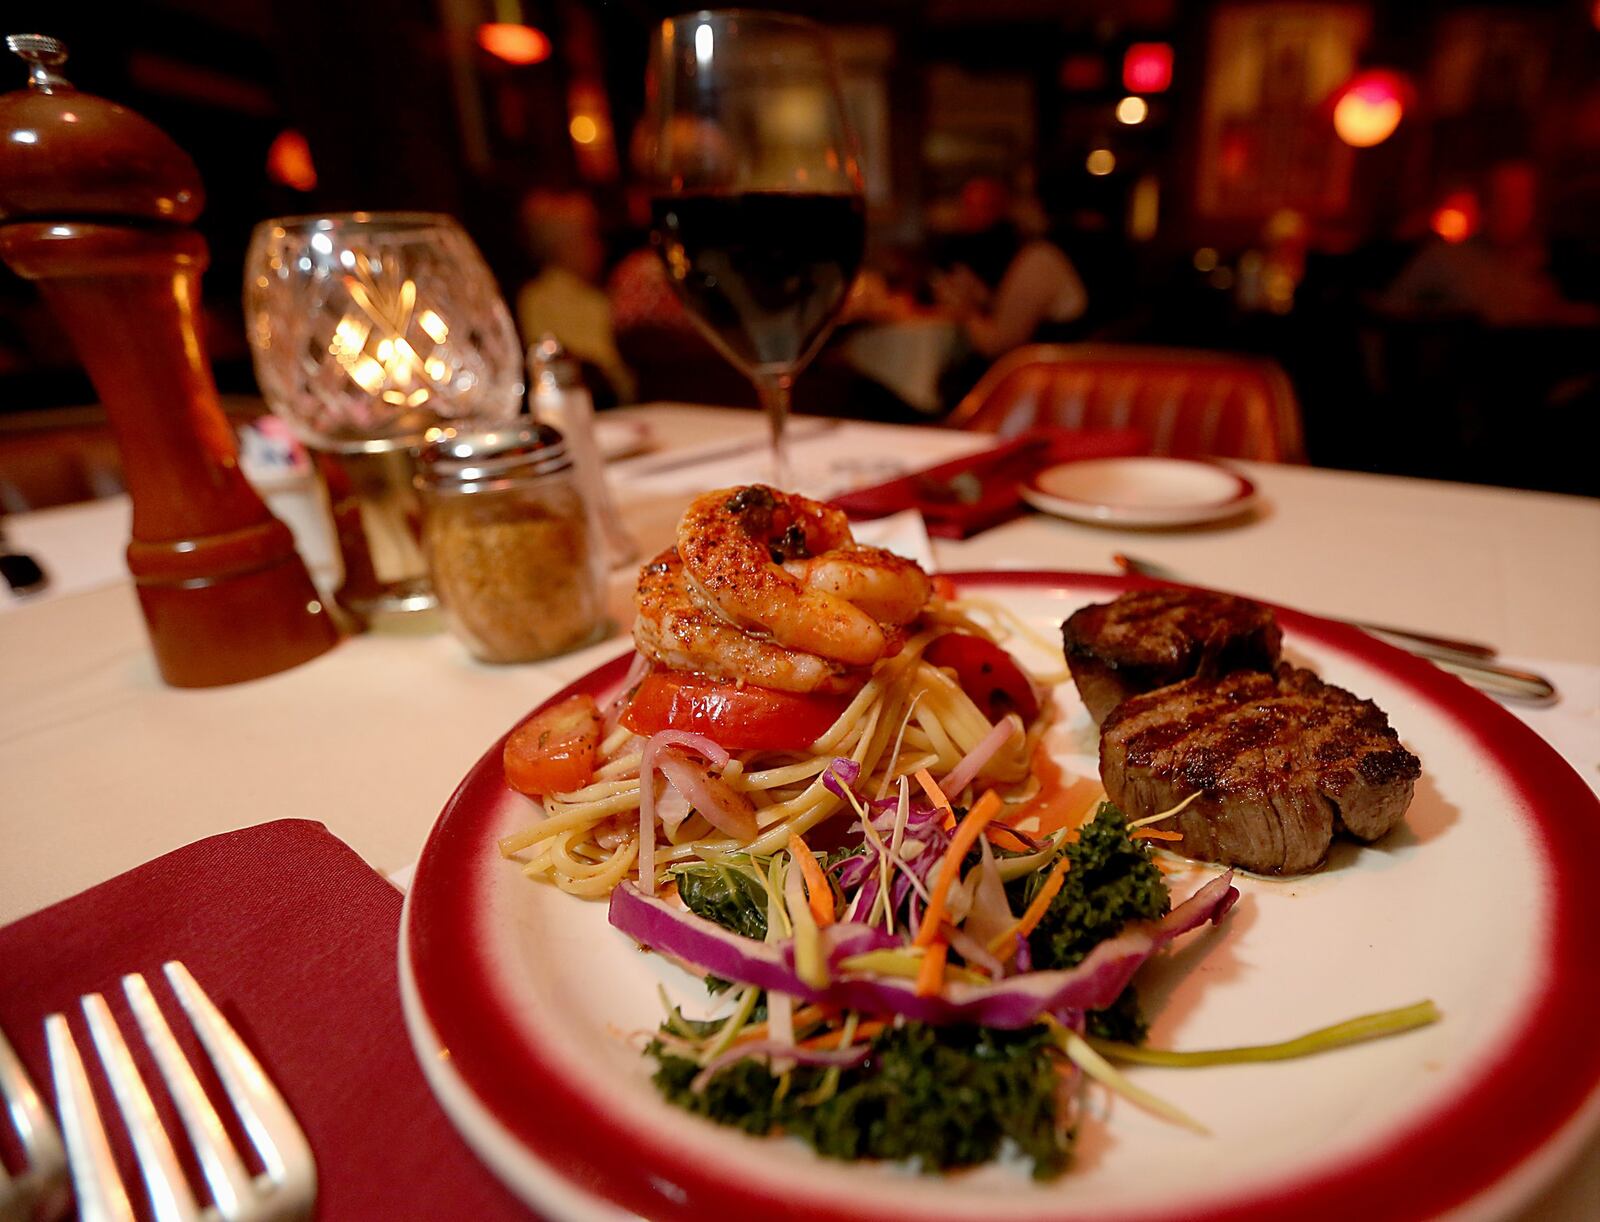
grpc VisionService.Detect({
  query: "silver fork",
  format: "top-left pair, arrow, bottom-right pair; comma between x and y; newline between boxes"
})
0,1023 -> 67,1222
44,961 -> 315,1222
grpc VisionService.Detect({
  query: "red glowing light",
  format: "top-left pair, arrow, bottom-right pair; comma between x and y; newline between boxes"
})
477,22 -> 551,66
266,129 -> 316,192
1060,54 -> 1106,92
1430,191 -> 1479,243
1332,69 -> 1409,148
1123,43 -> 1173,94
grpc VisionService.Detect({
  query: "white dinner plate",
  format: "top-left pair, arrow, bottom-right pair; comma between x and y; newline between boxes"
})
1021,458 -> 1256,527
400,572 -> 1600,1222
594,417 -> 653,462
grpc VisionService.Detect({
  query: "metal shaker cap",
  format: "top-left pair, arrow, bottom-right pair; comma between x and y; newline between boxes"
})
527,332 -> 581,390
416,423 -> 571,495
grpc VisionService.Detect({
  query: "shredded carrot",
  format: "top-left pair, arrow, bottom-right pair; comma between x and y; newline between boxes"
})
985,824 -> 1036,852
915,767 -> 958,831
734,1002 -> 832,1045
788,832 -> 836,927
800,1020 -> 888,1050
914,768 -> 949,813
915,940 -> 948,997
1132,827 -> 1183,842
913,790 -> 1003,947
1016,857 -> 1070,936
988,854 -> 1071,958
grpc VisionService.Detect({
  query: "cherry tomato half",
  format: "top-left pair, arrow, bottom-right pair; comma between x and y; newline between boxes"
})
504,694 -> 603,796
923,633 -> 1040,723
621,670 -> 850,751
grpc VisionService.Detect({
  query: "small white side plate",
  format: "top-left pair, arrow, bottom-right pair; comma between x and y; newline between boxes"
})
1022,457 -> 1256,527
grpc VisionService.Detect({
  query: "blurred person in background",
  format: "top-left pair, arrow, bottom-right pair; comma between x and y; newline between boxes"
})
933,177 -> 1022,295
1380,160 -> 1600,328
931,172 -> 1089,406
516,189 -> 635,404
931,173 -> 1089,361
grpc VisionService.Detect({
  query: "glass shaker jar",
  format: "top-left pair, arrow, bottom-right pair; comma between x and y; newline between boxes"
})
415,425 -> 608,663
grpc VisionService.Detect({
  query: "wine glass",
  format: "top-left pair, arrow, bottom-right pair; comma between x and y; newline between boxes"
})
644,11 -> 865,482
244,213 -> 523,616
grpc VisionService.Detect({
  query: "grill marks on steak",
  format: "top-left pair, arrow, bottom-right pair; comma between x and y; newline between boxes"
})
1100,667 -> 1421,875
1063,589 -> 1282,723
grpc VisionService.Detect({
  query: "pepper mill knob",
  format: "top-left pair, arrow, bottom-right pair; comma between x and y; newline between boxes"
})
6,34 -> 72,93
0,32 -> 203,224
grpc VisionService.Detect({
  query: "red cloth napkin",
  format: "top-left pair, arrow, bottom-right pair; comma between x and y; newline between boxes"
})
0,820 -> 532,1220
832,425 -> 1147,538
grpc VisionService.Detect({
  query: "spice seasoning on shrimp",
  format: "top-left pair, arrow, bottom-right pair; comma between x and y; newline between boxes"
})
676,485 -> 930,668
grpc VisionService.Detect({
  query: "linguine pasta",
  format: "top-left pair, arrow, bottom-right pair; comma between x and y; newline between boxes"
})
501,597 -> 1052,896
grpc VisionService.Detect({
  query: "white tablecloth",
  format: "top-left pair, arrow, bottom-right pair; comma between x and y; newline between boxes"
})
3,403 -> 1598,1217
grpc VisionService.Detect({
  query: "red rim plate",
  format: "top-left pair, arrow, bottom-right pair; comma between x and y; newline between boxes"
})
402,571 -> 1600,1221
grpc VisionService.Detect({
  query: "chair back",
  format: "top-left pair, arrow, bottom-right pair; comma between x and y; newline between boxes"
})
947,344 -> 1306,463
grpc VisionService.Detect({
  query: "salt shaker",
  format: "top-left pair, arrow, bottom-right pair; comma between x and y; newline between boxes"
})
415,425 -> 608,664
527,334 -> 638,567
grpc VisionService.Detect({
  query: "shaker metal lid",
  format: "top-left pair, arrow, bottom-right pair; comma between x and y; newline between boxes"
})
417,423 -> 572,491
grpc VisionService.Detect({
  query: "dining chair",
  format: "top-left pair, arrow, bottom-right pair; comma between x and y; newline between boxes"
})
946,344 -> 1307,463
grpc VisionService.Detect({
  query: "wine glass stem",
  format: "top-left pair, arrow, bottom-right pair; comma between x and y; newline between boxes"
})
753,370 -> 794,487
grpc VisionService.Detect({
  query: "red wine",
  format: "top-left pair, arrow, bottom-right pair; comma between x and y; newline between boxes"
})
651,192 -> 866,374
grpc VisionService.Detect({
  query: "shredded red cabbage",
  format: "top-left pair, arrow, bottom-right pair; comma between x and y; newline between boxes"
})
822,757 -> 862,799
609,873 -> 1237,1029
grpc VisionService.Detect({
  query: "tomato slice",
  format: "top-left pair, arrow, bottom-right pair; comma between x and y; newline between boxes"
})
504,694 -> 603,796
923,633 -> 1040,723
621,670 -> 849,751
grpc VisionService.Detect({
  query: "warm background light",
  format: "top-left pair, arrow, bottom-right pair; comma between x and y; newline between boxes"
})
1116,96 -> 1148,125
1332,69 -> 1407,148
1430,191 -> 1479,243
1122,43 -> 1173,94
569,115 -> 598,145
266,129 -> 317,191
1086,148 -> 1116,176
476,22 -> 551,66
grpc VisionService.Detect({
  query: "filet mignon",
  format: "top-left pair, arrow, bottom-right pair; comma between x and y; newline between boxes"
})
1063,589 -> 1282,723
1100,666 -> 1421,875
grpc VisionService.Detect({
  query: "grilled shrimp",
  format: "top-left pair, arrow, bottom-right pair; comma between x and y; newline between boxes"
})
676,486 -> 929,667
633,548 -> 866,694
783,544 -> 932,626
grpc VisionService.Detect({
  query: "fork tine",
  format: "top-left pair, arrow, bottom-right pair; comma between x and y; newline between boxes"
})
162,961 -> 316,1195
82,993 -> 203,1222
43,1012 -> 135,1222
1,1023 -> 66,1186
122,973 -> 255,1220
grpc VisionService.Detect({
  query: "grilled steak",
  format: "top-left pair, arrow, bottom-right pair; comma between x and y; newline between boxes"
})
1063,589 -> 1282,723
1100,666 -> 1421,875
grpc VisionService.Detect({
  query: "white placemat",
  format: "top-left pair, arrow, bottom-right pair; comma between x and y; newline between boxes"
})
619,420 -> 986,502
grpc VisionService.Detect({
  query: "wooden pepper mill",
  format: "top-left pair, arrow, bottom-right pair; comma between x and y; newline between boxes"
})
0,34 -> 338,686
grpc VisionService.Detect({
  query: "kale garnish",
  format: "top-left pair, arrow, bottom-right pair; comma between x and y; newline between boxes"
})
649,1022 -> 1071,1179
672,861 -> 769,941
648,803 -> 1169,1178
649,1040 -> 787,1136
1084,984 -> 1148,1045
1016,803 -> 1170,971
